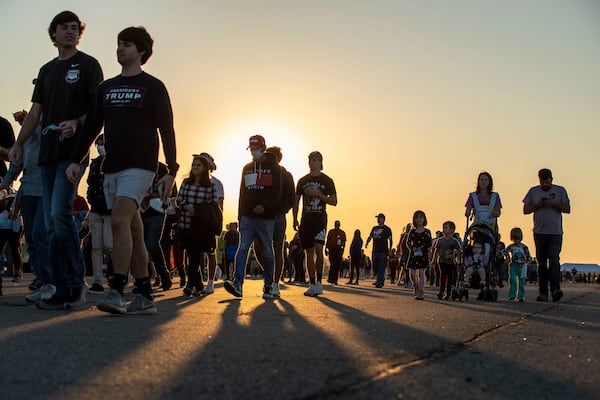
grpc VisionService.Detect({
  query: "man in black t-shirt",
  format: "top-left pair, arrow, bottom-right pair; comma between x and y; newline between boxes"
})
9,11 -> 103,311
293,151 -> 338,297
366,213 -> 393,288
68,27 -> 178,315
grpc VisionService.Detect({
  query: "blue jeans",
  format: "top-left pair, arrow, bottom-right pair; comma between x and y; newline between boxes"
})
40,161 -> 85,295
373,252 -> 388,286
234,216 -> 275,286
143,213 -> 169,278
19,195 -> 51,285
534,233 -> 562,296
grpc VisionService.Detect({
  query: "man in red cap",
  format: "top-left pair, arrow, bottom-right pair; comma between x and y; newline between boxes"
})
224,135 -> 281,299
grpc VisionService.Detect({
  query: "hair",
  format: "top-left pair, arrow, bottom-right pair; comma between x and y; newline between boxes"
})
412,210 -> 427,227
475,171 -> 494,193
510,227 -> 523,242
443,221 -> 456,232
48,11 -> 85,45
354,229 -> 361,238
266,146 -> 282,163
538,168 -> 553,180
118,26 -> 154,64
308,151 -> 323,171
187,156 -> 211,187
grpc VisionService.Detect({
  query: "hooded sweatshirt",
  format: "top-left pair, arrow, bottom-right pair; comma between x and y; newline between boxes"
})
238,151 -> 281,219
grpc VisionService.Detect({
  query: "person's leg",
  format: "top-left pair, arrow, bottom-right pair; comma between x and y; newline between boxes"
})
255,218 -> 275,287
375,253 -> 386,286
305,247 -> 316,284
144,214 -> 170,289
88,212 -> 105,286
438,264 -> 447,297
517,266 -> 526,300
8,231 -> 22,279
50,161 -> 85,291
418,268 -> 426,298
19,195 -> 48,285
534,233 -> 549,298
233,216 -> 255,284
40,164 -> 64,296
315,243 -> 325,282
508,263 -> 518,299
548,234 -> 563,296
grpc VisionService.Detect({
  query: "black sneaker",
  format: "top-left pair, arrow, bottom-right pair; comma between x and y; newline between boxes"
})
161,277 -> 173,291
65,286 -> 87,310
437,292 -> 443,300
89,283 -> 105,293
224,280 -> 242,297
552,289 -> 563,302
37,294 -> 67,310
536,294 -> 548,302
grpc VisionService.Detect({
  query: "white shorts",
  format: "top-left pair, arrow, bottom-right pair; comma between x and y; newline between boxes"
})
103,168 -> 155,209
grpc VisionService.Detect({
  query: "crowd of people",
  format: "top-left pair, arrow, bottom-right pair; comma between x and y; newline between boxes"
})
0,11 -> 573,311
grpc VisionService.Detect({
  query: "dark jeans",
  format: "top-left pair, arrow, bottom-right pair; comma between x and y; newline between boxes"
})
534,233 -> 563,296
327,247 -> 343,283
20,195 -> 51,285
349,253 -> 361,282
40,161 -> 85,295
143,213 -> 170,280
373,252 -> 388,286
438,263 -> 455,295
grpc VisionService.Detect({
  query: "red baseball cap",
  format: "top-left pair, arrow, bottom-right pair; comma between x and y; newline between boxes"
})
247,134 -> 266,149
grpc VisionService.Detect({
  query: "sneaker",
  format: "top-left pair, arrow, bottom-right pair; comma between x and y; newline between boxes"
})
518,298 -> 524,302
508,296 -> 516,301
161,276 -> 172,291
536,294 -> 548,302
126,293 -> 157,315
315,281 -> 324,295
442,294 -> 450,300
97,289 -> 127,314
304,284 -> 317,297
263,284 -> 273,299
271,283 -> 281,298
202,280 -> 215,295
65,286 -> 87,310
89,283 -> 105,293
12,275 -> 22,282
37,294 -> 66,310
224,280 -> 242,297
552,289 -> 563,302
25,284 -> 56,303
183,286 -> 197,296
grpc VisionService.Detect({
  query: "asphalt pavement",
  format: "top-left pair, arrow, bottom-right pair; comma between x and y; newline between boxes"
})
1,273 -> 598,400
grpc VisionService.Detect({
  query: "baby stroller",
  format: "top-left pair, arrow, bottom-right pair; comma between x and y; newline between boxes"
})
454,221 -> 499,302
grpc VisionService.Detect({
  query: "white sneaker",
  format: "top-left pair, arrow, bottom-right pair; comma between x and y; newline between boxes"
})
202,280 -> 214,295
271,283 -> 280,298
315,281 -> 324,295
304,284 -> 317,297
25,284 -> 56,303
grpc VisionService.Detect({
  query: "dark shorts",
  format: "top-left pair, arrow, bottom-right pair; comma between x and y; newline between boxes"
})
299,217 -> 327,250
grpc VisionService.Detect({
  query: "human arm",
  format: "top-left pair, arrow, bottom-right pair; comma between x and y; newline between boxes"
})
8,103 -> 42,164
292,194 -> 301,230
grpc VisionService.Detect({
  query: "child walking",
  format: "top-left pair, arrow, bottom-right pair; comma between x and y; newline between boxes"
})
432,221 -> 462,300
406,210 -> 432,300
503,227 -> 531,301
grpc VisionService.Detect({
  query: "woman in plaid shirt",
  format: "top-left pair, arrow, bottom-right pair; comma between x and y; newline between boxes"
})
177,155 -> 219,295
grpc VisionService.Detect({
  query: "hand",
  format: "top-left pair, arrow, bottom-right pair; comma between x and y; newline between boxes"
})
157,174 -> 174,201
253,205 -> 265,214
58,119 -> 79,139
304,187 -> 321,198
65,163 -> 81,184
8,144 -> 22,164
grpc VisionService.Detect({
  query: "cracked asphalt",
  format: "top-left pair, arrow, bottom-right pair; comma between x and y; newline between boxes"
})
1,274 -> 598,400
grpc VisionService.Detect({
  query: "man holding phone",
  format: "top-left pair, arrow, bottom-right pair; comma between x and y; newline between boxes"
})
523,168 -> 570,302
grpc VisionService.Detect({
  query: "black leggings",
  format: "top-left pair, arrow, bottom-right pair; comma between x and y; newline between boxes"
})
438,263 -> 455,294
